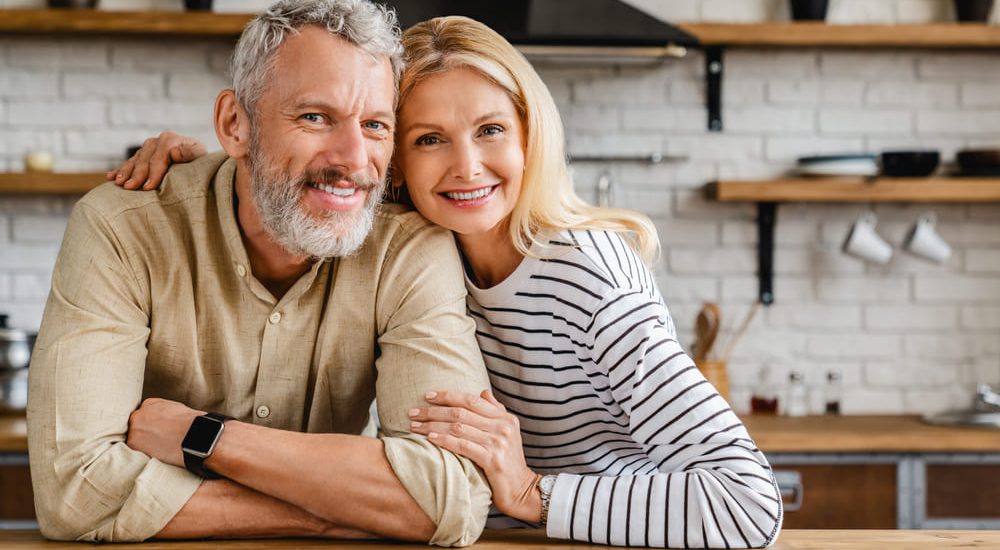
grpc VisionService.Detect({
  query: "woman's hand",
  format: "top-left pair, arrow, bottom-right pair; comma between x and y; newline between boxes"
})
126,397 -> 204,467
409,390 -> 543,523
107,131 -> 206,191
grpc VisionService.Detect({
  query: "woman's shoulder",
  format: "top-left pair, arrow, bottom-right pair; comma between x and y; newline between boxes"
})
537,228 -> 654,293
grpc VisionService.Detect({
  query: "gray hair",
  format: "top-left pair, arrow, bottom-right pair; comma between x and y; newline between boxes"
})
231,0 -> 403,118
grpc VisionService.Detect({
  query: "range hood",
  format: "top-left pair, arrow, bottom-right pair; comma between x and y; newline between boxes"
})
379,0 -> 699,60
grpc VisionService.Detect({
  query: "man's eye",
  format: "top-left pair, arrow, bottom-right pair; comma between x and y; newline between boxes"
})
302,113 -> 323,123
364,121 -> 387,132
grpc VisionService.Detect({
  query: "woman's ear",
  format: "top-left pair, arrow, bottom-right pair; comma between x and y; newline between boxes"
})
214,89 -> 250,159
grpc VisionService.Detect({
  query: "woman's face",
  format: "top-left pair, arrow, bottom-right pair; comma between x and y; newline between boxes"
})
396,67 -> 526,239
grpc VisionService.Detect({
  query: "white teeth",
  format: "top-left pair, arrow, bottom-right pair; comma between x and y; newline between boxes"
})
311,182 -> 357,197
445,186 -> 493,201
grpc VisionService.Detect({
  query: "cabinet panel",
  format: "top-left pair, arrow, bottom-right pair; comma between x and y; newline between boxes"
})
775,464 -> 896,529
926,464 -> 1000,519
0,465 -> 35,520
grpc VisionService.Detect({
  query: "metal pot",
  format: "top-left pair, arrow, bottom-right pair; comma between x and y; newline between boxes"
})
0,315 -> 33,371
0,368 -> 29,413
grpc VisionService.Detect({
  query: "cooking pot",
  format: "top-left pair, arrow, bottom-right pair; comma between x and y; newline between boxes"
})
0,315 -> 34,413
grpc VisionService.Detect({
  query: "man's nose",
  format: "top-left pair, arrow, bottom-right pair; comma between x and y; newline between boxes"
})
450,139 -> 483,181
322,122 -> 368,175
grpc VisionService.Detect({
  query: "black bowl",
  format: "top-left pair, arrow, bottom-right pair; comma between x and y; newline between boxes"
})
880,150 -> 940,177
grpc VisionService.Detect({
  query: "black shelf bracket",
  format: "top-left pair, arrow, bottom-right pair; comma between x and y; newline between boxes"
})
757,202 -> 777,305
705,46 -> 724,132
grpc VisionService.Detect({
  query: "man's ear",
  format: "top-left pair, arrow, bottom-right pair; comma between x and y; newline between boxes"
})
215,89 -> 250,159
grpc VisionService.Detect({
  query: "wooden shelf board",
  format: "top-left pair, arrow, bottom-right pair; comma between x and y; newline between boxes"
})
0,172 -> 107,194
710,177 -> 1000,203
681,22 -> 1000,48
4,11 -> 1000,48
0,9 -> 251,37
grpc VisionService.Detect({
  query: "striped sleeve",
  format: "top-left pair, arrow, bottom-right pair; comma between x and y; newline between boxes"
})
544,286 -> 782,548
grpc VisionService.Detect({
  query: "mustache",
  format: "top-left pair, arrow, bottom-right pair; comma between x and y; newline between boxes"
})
297,167 -> 381,191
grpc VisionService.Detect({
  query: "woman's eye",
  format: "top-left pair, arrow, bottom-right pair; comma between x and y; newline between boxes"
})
415,135 -> 440,146
481,124 -> 504,137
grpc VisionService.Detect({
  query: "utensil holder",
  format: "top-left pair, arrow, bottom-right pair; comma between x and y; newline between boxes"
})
696,359 -> 730,403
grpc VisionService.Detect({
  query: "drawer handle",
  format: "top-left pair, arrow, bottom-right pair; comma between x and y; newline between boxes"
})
773,470 -> 803,512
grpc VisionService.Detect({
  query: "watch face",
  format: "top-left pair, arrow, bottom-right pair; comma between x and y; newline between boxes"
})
181,415 -> 224,456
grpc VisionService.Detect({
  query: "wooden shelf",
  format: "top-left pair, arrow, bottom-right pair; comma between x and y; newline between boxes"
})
0,9 -> 251,37
4,10 -> 1000,48
681,22 -> 1000,48
709,177 -> 1000,203
0,172 -> 107,195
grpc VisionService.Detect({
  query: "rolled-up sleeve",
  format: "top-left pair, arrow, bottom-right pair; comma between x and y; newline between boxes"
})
27,195 -> 201,542
373,217 -> 492,547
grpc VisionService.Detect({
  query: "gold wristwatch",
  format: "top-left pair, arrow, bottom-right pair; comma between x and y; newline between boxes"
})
537,474 -> 557,526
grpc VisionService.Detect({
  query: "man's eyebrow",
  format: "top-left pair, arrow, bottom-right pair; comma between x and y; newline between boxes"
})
288,101 -> 395,122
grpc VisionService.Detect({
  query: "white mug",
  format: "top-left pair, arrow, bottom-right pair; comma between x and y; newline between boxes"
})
903,212 -> 951,263
843,211 -> 893,264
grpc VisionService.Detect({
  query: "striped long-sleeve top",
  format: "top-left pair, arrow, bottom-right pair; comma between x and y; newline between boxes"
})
468,229 -> 782,548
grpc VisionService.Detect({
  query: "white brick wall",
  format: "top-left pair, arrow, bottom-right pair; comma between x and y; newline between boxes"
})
1,2 -> 999,415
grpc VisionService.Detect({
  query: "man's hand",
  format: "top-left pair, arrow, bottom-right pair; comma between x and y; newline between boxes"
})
127,398 -> 204,467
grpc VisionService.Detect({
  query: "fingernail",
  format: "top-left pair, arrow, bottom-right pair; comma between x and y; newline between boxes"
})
408,408 -> 419,417
428,432 -> 438,440
116,173 -> 124,181
410,421 -> 421,428
125,178 -> 133,185
425,391 -> 437,400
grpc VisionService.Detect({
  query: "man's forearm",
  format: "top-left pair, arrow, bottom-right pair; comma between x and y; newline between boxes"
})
156,478 -> 375,540
203,422 -> 437,541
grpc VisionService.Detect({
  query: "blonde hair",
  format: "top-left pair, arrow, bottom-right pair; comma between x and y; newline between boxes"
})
399,16 -> 659,265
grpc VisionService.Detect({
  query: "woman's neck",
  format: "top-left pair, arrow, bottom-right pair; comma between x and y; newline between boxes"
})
455,226 -> 524,290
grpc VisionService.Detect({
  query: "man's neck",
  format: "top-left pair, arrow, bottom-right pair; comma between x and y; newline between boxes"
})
233,169 -> 313,300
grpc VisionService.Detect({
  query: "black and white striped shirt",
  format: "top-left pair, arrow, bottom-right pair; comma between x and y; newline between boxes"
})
469,230 -> 782,548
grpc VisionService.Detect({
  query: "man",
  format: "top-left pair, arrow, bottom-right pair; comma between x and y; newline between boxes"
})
27,0 -> 491,545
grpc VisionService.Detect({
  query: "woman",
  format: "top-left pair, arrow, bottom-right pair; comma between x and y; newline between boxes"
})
109,16 -> 781,548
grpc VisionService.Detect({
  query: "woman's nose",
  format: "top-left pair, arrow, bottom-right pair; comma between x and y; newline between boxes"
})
450,140 -> 482,181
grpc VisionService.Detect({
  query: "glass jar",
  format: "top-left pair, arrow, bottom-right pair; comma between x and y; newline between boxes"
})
824,369 -> 842,415
785,370 -> 808,417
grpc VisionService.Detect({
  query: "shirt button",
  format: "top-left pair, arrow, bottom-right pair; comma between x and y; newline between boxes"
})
269,312 -> 282,324
256,405 -> 271,418
236,264 -> 247,277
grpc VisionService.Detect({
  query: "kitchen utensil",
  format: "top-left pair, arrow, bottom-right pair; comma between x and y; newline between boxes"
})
902,211 -> 952,263
879,150 -> 940,177
720,301 -> 761,364
0,315 -> 33,371
693,303 -> 720,362
696,359 -> 730,403
796,154 -> 878,177
790,0 -> 830,20
954,0 -> 995,22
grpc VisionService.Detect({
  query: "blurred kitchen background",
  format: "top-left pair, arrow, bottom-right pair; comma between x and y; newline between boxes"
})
0,0 -> 999,419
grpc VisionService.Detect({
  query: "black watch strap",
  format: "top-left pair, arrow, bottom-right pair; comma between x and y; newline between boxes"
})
182,412 -> 233,479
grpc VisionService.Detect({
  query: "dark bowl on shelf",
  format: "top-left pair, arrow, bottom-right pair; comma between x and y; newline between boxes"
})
956,148 -> 1000,172
879,150 -> 941,177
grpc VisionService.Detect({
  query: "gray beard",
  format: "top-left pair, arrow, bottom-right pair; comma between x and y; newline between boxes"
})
246,139 -> 385,260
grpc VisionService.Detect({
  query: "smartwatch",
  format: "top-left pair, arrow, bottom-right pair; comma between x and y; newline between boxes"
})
181,412 -> 233,479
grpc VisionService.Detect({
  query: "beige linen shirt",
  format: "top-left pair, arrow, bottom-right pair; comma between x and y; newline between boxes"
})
27,152 -> 491,546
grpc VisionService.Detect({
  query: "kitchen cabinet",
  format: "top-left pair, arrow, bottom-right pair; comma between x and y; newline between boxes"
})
0,457 -> 33,529
775,462 -> 897,529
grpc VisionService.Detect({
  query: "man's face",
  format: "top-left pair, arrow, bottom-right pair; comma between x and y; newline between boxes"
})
246,26 -> 396,258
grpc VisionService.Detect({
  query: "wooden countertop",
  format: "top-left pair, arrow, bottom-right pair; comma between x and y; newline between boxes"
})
742,414 -> 1000,453
3,414 -> 998,455
1,529 -> 999,549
